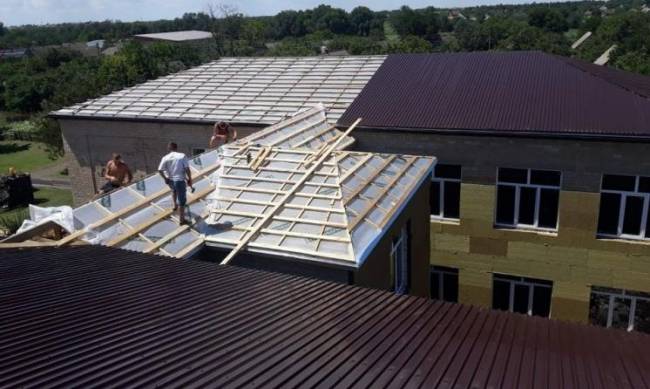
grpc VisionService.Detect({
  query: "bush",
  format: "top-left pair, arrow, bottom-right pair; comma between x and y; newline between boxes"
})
0,208 -> 28,236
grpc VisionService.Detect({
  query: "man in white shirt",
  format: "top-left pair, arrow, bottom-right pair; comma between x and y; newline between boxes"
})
158,142 -> 192,225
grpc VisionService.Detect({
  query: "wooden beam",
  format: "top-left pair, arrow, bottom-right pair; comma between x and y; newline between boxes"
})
260,228 -> 350,243
106,209 -> 174,247
220,117 -> 362,265
174,236 -> 205,258
292,125 -> 337,148
143,225 -> 190,253
239,106 -> 323,144
348,157 -> 416,230
338,154 -> 374,183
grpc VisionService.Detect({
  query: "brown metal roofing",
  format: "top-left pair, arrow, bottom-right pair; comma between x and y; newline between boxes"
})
339,51 -> 650,139
2,245 -> 650,388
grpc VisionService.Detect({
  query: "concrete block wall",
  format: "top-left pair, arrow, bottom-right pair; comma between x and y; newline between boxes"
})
59,118 -> 261,205
353,129 -> 650,323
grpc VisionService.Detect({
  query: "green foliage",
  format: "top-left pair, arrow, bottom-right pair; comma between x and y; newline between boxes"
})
0,208 -> 29,235
528,8 -> 569,33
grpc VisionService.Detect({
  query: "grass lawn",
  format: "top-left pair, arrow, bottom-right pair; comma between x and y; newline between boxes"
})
0,187 -> 73,233
0,140 -> 59,175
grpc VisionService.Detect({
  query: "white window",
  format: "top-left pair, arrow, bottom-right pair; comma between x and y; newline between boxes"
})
492,274 -> 553,317
391,225 -> 409,295
430,266 -> 458,302
597,175 -> 650,240
589,287 -> 650,333
430,164 -> 461,221
495,168 -> 561,231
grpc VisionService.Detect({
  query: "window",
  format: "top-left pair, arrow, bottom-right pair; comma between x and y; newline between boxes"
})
597,175 -> 650,240
495,168 -> 561,230
430,164 -> 461,220
589,287 -> 650,333
430,266 -> 458,302
391,225 -> 410,295
492,274 -> 553,317
192,148 -> 206,156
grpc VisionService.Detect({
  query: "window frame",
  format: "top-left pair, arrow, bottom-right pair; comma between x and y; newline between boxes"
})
590,287 -> 650,332
391,225 -> 409,295
598,175 -> 650,241
492,274 -> 553,317
430,266 -> 459,302
495,167 -> 561,232
430,164 -> 462,222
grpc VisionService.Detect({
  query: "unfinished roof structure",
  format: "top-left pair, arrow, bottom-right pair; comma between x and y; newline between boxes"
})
7,105 -> 434,267
3,245 -> 650,388
339,51 -> 650,139
52,55 -> 386,124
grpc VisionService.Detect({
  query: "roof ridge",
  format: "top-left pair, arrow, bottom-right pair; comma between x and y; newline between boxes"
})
553,54 -> 650,99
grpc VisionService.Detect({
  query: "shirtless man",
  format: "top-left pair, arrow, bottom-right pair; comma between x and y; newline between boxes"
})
98,153 -> 133,195
209,121 -> 238,149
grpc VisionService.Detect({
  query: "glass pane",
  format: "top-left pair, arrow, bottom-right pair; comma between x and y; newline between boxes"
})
633,299 -> 650,334
430,272 -> 440,300
161,230 -> 198,256
492,279 -> 510,311
443,181 -> 460,219
518,187 -> 536,225
589,293 -> 610,327
498,168 -> 527,184
530,170 -> 561,187
96,188 -> 140,213
597,192 -> 621,235
532,285 -> 552,317
496,185 -> 516,225
430,181 -> 441,216
442,272 -> 459,303
611,297 -> 632,330
513,284 -> 530,314
435,164 -> 461,179
622,196 -> 644,236
602,174 -> 636,191
639,177 -> 650,193
130,175 -> 166,197
538,189 -> 560,229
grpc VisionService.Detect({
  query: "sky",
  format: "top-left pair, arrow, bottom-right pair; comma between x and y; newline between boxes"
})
2,0 -> 557,27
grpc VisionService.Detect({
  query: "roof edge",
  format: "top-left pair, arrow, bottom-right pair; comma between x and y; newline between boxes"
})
49,112 -> 268,127
338,124 -> 650,143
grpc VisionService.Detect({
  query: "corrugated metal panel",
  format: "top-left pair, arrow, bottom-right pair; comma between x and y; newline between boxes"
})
339,51 -> 650,138
1,245 -> 650,388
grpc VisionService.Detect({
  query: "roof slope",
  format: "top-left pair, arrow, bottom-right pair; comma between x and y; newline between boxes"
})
339,51 -> 650,139
53,55 -> 386,124
9,106 -> 433,267
2,245 -> 650,388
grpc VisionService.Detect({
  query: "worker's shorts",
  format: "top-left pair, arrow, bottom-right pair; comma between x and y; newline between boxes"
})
170,180 -> 187,207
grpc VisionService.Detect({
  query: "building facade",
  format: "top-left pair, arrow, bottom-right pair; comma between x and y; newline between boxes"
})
338,51 -> 650,331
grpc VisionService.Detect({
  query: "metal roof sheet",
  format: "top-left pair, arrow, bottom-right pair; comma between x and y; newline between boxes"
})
2,245 -> 650,388
52,56 -> 386,124
338,51 -> 650,139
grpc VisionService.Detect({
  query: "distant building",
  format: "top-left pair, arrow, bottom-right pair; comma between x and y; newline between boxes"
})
133,30 -> 213,45
0,48 -> 30,60
86,39 -> 105,50
447,10 -> 467,20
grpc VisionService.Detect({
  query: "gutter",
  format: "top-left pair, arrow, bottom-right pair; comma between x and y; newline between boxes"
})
337,124 -> 650,143
48,113 -> 270,128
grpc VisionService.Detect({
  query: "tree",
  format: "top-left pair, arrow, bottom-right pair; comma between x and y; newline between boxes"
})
0,22 -> 5,37
350,7 -> 373,36
528,8 -> 568,33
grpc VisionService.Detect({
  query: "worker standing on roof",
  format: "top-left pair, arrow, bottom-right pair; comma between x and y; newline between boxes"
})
98,153 -> 132,196
209,121 -> 238,149
158,142 -> 192,225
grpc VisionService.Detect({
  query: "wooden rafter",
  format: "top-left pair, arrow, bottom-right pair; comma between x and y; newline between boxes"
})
342,156 -> 395,205
220,117 -> 362,265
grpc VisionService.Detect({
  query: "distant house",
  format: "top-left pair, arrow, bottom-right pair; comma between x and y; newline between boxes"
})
133,30 -> 213,45
86,39 -> 105,50
642,4 -> 650,13
447,10 -> 467,20
0,48 -> 31,60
